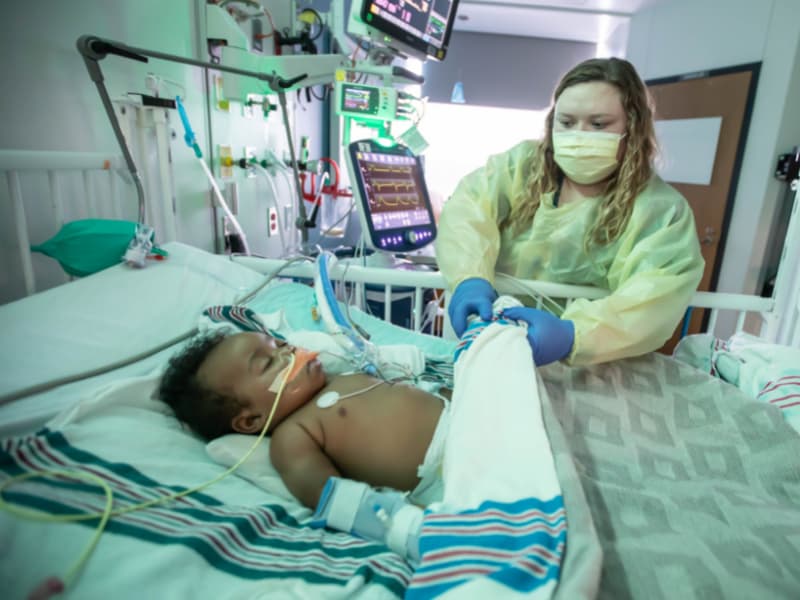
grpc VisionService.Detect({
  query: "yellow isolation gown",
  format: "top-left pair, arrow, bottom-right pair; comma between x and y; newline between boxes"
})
435,140 -> 705,365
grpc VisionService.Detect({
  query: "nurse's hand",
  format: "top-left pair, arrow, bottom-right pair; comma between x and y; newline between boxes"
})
501,307 -> 575,366
448,278 -> 498,337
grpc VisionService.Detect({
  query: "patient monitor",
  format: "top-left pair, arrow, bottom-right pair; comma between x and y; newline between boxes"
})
347,0 -> 461,62
345,138 -> 436,254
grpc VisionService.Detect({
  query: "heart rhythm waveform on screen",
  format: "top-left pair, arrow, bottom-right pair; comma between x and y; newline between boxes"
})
364,163 -> 423,211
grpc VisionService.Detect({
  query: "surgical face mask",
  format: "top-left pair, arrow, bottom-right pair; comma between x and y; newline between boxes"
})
552,130 -> 624,185
268,348 -> 319,393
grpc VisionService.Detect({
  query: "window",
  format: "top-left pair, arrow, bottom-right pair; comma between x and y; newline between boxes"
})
418,102 -> 547,218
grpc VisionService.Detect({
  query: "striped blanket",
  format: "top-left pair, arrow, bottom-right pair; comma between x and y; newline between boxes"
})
407,319 -> 571,599
0,374 -> 411,599
673,332 -> 800,434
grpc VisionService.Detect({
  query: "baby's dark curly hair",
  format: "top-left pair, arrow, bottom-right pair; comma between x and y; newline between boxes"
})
157,331 -> 244,441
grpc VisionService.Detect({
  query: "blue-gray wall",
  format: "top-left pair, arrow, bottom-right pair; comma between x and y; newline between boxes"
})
422,31 -> 595,109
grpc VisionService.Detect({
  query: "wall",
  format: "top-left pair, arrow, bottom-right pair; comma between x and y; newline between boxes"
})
422,30 -> 595,109
0,0 -> 327,303
626,0 -> 800,334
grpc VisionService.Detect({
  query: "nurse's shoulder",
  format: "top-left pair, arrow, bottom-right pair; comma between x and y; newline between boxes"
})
627,173 -> 695,236
488,139 -> 541,213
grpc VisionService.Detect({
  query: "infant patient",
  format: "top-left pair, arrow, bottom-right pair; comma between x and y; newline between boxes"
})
158,330 -> 447,558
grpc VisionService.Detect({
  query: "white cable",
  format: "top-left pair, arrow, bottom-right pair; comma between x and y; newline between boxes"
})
277,168 -> 301,255
319,196 -> 356,240
264,148 -> 293,173
419,300 -> 438,334
269,160 -> 302,252
253,164 -> 287,255
495,272 -> 563,315
197,157 -> 251,256
145,72 -> 186,99
1,351 -> 298,598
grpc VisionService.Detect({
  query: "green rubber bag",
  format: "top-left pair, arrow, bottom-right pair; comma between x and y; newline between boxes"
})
31,219 -> 150,277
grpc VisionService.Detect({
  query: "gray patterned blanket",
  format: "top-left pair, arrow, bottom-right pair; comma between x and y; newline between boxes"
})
541,352 -> 800,599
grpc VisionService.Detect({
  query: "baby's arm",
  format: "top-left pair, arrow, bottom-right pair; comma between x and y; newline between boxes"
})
270,422 -> 340,508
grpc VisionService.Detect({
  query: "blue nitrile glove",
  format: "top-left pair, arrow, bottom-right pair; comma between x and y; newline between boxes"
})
448,278 -> 498,338
310,477 -> 422,561
501,306 -> 575,366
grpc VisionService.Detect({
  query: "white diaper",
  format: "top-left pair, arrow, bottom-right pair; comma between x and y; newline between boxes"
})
407,394 -> 449,507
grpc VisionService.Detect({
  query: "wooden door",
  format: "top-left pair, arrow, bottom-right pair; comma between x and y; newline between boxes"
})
646,64 -> 761,352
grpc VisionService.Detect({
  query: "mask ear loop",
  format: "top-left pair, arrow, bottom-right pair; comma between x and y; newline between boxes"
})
0,354 -> 296,598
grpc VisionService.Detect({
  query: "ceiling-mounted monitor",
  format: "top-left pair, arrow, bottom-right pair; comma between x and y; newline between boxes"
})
348,0 -> 461,62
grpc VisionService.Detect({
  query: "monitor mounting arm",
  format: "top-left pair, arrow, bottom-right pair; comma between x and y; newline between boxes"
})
76,34 -> 310,236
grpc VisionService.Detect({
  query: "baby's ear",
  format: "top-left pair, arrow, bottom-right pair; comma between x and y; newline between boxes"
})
231,409 -> 265,434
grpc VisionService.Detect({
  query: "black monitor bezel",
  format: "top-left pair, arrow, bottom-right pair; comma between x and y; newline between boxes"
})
347,138 -> 437,253
359,0 -> 460,62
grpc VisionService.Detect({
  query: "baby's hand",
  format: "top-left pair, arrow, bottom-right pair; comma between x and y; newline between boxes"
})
311,477 -> 422,561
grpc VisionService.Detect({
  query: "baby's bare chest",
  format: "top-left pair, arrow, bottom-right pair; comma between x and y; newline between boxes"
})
292,376 -> 443,452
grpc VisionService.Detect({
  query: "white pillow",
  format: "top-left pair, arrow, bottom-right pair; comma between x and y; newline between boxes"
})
206,434 -> 297,502
0,241 -> 266,398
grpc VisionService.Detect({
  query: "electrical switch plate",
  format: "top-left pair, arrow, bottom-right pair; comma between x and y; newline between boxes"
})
268,207 -> 279,237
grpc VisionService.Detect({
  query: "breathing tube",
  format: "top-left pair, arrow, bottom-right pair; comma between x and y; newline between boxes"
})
313,252 -> 380,376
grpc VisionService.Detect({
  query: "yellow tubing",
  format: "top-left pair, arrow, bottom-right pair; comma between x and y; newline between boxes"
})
0,353 -> 296,594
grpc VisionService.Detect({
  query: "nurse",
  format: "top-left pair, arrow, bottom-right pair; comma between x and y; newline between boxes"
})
436,57 -> 704,366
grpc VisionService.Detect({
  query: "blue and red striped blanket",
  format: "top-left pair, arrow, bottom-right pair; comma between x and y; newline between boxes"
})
0,374 -> 411,599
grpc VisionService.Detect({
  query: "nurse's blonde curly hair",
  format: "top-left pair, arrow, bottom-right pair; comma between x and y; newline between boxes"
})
508,57 -> 657,250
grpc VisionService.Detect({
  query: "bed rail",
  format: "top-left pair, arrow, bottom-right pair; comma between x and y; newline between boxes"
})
0,150 -> 128,298
233,256 -> 781,343
1,104 -> 177,303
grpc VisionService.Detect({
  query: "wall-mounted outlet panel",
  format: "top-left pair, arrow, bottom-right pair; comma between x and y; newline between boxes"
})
218,144 -> 234,178
244,146 -> 257,177
214,75 -> 230,112
243,93 -> 265,119
268,206 -> 279,237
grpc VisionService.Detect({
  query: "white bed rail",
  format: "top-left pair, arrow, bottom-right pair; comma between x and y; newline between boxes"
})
0,150 -> 128,298
765,179 -> 800,347
1,104 -> 177,303
234,256 -> 783,344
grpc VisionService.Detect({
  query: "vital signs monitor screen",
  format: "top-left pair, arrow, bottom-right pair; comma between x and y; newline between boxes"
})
347,139 -> 436,252
359,0 -> 460,61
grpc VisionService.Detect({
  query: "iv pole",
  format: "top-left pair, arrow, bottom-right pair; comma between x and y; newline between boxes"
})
76,35 -> 311,242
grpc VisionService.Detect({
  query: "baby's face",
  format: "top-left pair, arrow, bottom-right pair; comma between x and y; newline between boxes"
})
197,332 -> 326,433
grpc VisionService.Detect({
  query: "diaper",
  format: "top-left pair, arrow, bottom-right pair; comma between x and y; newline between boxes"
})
407,394 -> 449,507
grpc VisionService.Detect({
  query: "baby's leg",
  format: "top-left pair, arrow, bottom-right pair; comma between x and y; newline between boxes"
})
310,477 -> 423,562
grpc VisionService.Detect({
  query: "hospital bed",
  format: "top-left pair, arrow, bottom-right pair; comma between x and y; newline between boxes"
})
1,239 -> 799,599
2,140 -> 800,599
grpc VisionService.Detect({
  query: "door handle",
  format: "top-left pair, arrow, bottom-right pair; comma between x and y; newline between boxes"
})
701,226 -> 716,245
